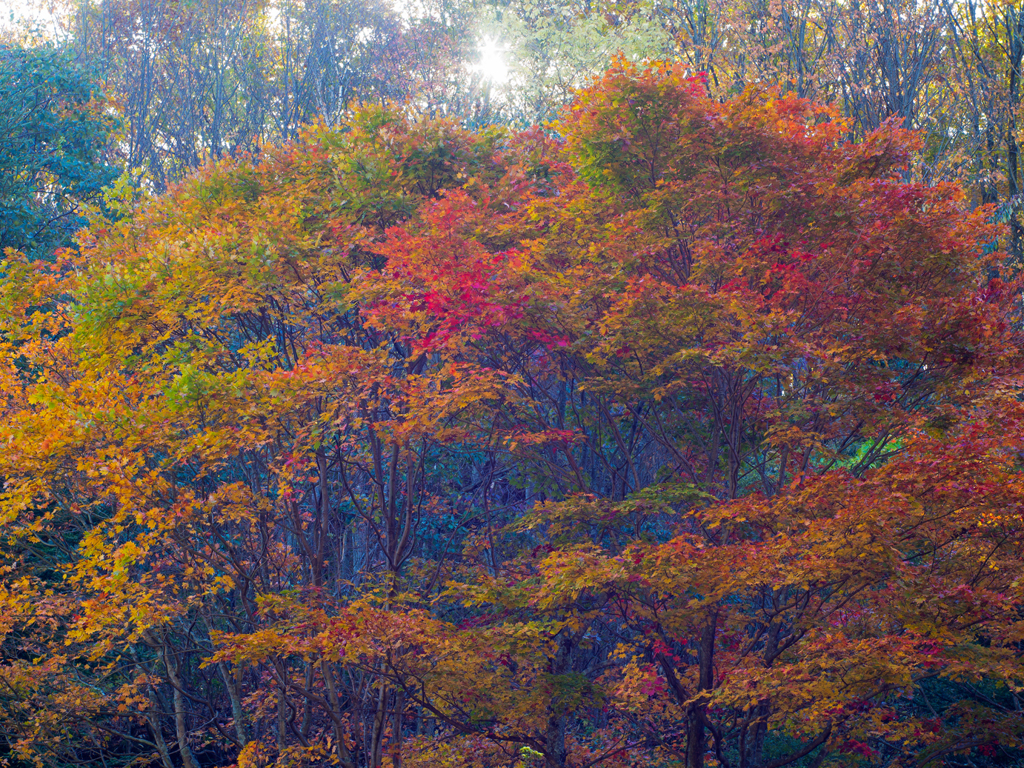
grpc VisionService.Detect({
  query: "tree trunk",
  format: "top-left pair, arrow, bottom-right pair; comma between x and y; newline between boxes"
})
321,659 -> 357,768
687,613 -> 718,768
162,638 -> 199,768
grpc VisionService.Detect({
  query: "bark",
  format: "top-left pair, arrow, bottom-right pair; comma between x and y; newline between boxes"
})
161,637 -> 199,768
202,614 -> 248,746
687,613 -> 718,768
321,659 -> 357,768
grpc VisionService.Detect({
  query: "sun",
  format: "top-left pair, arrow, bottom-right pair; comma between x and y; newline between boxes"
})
475,35 -> 509,86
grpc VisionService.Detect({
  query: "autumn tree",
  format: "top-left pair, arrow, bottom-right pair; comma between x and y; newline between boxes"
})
378,60 -> 1024,768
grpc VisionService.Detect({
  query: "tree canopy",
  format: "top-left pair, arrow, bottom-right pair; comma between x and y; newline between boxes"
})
0,44 -> 116,258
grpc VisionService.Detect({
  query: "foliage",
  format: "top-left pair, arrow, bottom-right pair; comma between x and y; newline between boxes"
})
38,0 -> 1024,262
0,43 -> 117,258
0,60 -> 1022,768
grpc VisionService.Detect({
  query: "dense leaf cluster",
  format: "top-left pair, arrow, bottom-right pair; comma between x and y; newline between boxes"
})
0,44 -> 116,258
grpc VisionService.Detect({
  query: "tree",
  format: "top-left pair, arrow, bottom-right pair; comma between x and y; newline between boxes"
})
377,60 -> 1024,767
0,60 -> 1021,768
0,43 -> 116,258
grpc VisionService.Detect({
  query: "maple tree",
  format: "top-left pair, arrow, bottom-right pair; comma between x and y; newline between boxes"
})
1,59 -> 1023,768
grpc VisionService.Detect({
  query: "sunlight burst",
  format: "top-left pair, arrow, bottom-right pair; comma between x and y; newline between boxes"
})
475,35 -> 509,85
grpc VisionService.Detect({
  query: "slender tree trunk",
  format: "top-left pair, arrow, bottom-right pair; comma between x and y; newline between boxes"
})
544,633 -> 572,768
370,681 -> 388,768
392,689 -> 405,768
137,663 -> 175,768
321,659 -> 357,768
277,675 -> 287,752
162,638 -> 199,768
1007,7 -> 1024,259
687,613 -> 718,768
203,614 -> 248,746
